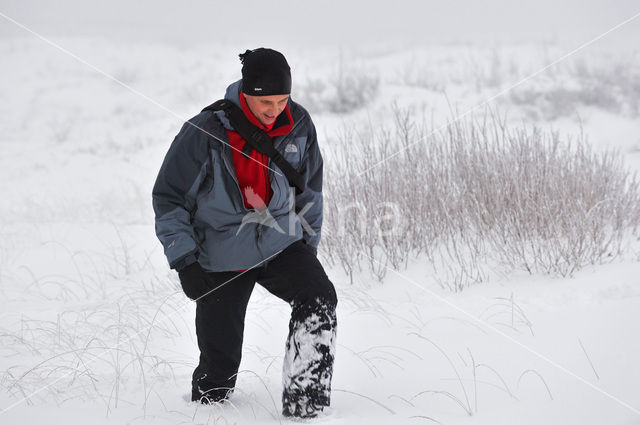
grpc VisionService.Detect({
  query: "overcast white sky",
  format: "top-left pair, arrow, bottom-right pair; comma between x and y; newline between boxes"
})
1,0 -> 639,48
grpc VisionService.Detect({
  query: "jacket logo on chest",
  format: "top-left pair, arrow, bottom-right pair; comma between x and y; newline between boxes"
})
285,144 -> 298,153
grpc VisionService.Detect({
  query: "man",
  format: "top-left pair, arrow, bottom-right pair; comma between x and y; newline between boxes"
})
152,48 -> 337,419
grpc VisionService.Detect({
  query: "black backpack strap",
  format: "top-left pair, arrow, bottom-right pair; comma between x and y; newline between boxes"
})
203,100 -> 306,195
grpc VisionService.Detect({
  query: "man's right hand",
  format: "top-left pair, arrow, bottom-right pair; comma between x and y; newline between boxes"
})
178,262 -> 213,301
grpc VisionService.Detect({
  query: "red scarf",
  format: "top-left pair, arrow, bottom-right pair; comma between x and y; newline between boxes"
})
226,92 -> 293,209
226,93 -> 293,273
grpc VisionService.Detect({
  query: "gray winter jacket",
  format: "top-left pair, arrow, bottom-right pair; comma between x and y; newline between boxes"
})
152,80 -> 323,272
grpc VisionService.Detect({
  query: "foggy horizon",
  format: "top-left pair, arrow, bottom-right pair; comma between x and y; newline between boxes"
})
2,0 -> 639,49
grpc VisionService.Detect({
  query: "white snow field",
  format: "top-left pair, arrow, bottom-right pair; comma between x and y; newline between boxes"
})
2,11 -> 640,425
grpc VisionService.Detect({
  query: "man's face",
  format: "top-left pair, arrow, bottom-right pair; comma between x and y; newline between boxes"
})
243,93 -> 290,127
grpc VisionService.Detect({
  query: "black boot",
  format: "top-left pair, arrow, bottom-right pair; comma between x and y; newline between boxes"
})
191,386 -> 234,404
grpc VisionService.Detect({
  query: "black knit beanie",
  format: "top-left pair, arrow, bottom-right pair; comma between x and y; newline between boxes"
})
239,48 -> 291,96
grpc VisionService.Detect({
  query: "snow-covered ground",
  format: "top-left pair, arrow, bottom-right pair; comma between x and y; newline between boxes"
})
2,22 -> 640,425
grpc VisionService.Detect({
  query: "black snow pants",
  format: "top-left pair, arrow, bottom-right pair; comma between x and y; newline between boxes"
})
191,239 -> 338,411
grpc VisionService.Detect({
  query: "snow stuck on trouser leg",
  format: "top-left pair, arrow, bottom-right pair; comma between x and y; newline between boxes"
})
282,297 -> 337,418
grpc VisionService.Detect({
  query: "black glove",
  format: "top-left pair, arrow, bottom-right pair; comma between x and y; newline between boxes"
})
177,262 -> 213,301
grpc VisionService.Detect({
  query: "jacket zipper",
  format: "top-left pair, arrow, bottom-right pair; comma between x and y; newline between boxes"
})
221,142 -> 250,213
219,116 -> 306,236
221,139 -> 268,263
221,119 -> 302,211
269,117 -> 306,205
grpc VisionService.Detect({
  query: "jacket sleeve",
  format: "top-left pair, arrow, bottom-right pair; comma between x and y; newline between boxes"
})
295,118 -> 323,250
152,114 -> 211,270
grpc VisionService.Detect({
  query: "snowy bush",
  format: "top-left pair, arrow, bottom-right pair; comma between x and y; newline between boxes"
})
396,57 -> 447,92
510,56 -> 640,120
295,63 -> 380,114
395,46 -> 525,94
321,105 -> 640,289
